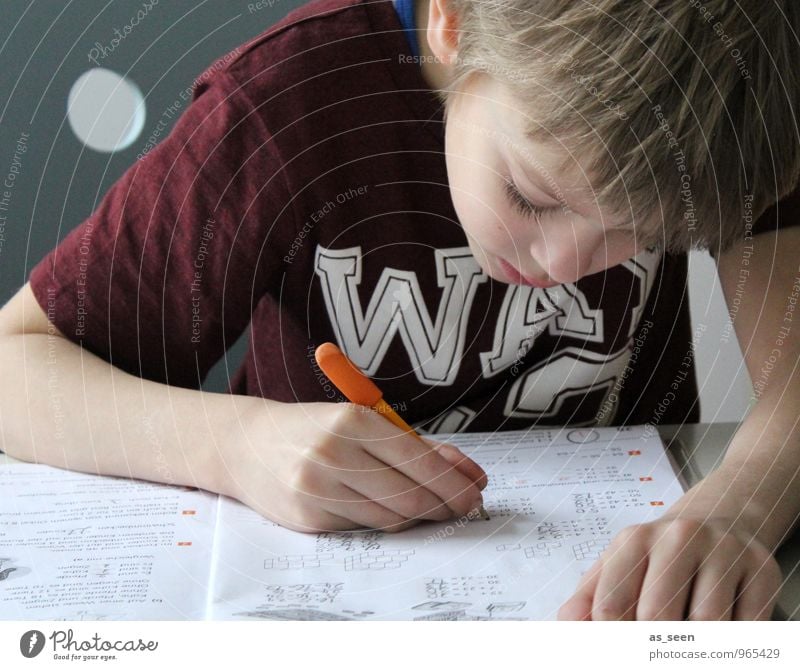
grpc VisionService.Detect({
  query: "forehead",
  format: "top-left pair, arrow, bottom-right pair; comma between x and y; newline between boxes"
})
483,82 -> 590,186
480,77 -> 647,233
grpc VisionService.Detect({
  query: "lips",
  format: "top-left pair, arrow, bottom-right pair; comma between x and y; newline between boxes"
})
498,258 -> 560,288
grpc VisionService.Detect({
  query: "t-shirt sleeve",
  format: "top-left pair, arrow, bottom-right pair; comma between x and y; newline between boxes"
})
28,70 -> 295,389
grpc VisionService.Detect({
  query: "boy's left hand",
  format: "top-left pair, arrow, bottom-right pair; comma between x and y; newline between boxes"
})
557,515 -> 782,620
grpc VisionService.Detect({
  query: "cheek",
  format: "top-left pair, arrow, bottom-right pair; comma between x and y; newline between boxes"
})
454,187 -> 520,252
445,150 -> 520,248
445,156 -> 494,232
615,235 -> 642,261
444,116 -> 525,253
591,234 -> 640,271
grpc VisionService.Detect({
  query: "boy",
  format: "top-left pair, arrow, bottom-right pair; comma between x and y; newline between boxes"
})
1,0 -> 798,621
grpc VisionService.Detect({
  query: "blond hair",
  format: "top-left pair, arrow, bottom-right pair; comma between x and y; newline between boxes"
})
440,0 -> 800,253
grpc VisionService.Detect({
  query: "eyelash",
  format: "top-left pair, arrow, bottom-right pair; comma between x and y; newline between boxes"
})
503,179 -> 554,220
502,179 -> 642,243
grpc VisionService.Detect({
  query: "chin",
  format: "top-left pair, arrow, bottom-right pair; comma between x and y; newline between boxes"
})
484,259 -> 514,285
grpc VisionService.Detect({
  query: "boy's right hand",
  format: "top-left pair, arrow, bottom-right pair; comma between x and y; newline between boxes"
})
218,400 -> 488,533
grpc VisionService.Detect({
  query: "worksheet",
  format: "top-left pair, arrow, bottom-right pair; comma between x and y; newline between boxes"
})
0,466 -> 218,620
1,425 -> 685,620
208,425 -> 685,620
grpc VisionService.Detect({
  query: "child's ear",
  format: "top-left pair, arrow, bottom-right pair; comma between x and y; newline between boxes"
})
426,0 -> 460,65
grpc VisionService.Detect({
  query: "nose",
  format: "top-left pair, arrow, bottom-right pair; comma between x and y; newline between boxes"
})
529,218 -> 605,284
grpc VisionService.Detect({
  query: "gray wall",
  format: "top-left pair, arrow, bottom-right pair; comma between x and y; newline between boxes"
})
0,0 -> 305,392
689,250 -> 751,422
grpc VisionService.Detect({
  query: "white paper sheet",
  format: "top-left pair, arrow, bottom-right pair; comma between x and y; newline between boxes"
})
0,464 -> 218,620
208,425 -> 685,620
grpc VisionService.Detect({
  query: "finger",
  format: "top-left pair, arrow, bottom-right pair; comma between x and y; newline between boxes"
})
334,449 -> 454,522
686,564 -> 737,620
591,534 -> 650,620
683,535 -> 745,621
277,508 -> 362,533
323,484 -> 421,533
636,534 -> 698,620
733,555 -> 782,620
424,439 -> 489,489
365,430 -> 484,518
558,557 -> 603,620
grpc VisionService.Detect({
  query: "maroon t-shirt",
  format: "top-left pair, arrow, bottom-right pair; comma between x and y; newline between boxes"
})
29,0 -> 800,433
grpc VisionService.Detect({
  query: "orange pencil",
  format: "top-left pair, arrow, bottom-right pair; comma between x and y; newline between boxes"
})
314,341 -> 489,520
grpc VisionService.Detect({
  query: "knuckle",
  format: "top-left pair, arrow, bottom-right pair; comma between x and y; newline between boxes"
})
300,435 -> 348,469
706,537 -> 741,565
398,486 -> 431,517
665,517 -> 704,543
299,441 -> 329,464
323,401 -> 361,433
288,462 -> 322,495
380,492 -> 416,520
716,533 -> 741,551
616,524 -> 647,545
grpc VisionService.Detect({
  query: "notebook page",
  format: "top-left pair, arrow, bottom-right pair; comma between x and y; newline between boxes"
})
0,464 -> 218,620
208,425 -> 684,620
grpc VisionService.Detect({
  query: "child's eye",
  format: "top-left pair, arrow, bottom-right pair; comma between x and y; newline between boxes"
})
503,179 -> 555,220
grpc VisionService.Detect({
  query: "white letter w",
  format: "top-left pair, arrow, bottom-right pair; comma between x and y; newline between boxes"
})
314,245 -> 487,385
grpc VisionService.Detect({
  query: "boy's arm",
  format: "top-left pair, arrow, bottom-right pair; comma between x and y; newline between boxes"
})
559,225 -> 800,621
662,224 -> 800,552
0,282 -> 486,531
0,281 -> 237,493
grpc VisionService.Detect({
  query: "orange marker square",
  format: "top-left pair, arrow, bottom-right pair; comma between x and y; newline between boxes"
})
182,510 -> 196,515
639,476 -> 653,481
177,541 -> 192,546
628,450 -> 641,456
650,501 -> 664,506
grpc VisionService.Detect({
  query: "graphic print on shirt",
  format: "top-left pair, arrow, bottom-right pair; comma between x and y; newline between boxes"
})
315,245 -> 487,384
487,254 -> 660,426
479,282 -> 605,379
315,245 -> 661,428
